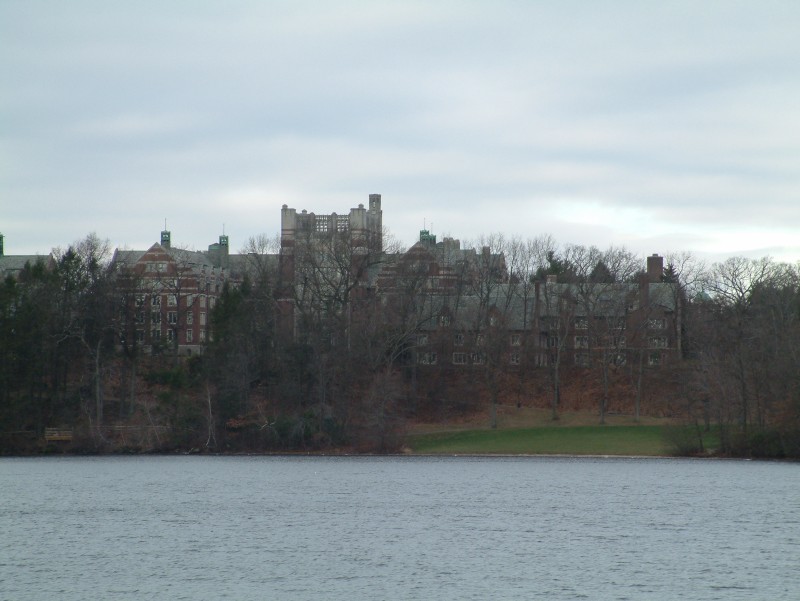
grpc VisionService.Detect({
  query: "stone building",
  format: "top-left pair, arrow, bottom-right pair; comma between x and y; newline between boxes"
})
277,194 -> 384,341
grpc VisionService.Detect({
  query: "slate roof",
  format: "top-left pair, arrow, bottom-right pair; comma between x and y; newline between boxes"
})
417,284 -> 535,331
111,243 -> 281,284
537,282 -> 677,317
0,254 -> 53,278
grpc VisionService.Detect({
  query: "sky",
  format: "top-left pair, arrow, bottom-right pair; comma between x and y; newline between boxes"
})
2,1 -> 799,264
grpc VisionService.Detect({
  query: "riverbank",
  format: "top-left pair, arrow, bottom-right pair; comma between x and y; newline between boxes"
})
405,406 -> 709,456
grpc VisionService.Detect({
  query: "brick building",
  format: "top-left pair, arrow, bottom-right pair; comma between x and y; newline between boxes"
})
111,228 -> 250,354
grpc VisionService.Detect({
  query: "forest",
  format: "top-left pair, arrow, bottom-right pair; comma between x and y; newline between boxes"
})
1,231 -> 799,458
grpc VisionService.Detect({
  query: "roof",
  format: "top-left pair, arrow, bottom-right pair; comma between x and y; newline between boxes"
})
111,244 -> 282,284
0,254 -> 53,278
417,284 -> 535,331
537,282 -> 677,317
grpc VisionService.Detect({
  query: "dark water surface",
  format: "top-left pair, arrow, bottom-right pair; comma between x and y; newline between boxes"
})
1,456 -> 798,600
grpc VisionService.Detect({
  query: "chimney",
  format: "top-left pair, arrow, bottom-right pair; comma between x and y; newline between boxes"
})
647,254 -> 663,283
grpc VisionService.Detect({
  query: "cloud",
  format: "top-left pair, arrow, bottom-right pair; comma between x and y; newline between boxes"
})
1,1 -> 799,264
69,114 -> 199,139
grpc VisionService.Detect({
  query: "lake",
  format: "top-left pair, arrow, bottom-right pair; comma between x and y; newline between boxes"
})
1,456 -> 798,600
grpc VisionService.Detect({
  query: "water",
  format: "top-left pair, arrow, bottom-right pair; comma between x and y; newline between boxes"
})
1,456 -> 798,600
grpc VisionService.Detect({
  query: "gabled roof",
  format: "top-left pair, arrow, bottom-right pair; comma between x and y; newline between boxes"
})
110,249 -> 146,267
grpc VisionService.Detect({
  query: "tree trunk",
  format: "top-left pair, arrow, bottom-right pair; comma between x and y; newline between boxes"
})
95,340 -> 103,433
600,361 -> 609,425
128,357 -> 137,416
551,361 -> 560,421
634,349 -> 643,422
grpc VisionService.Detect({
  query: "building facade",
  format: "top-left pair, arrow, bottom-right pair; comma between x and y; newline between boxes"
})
111,229 -> 247,354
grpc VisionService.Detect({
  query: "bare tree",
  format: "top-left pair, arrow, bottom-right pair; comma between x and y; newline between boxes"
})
461,234 -> 512,428
701,256 -> 786,438
566,245 -> 642,423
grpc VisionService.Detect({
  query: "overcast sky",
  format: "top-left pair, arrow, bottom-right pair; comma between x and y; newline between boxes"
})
2,1 -> 799,263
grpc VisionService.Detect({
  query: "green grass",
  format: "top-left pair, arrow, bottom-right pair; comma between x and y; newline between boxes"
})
407,425 -> 675,456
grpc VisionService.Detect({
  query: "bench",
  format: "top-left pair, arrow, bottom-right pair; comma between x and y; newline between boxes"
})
44,428 -> 73,442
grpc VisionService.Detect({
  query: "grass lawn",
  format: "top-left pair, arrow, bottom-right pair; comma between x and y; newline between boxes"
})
407,425 -> 675,456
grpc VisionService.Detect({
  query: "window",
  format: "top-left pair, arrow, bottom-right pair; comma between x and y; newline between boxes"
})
453,352 -> 467,365
167,329 -> 175,342
648,352 -> 661,366
648,318 -> 665,330
419,352 -> 437,365
575,353 -> 590,367
454,333 -> 464,346
135,295 -> 145,307
167,311 -> 178,325
186,311 -> 193,325
209,297 -> 216,308
510,334 -> 521,346
489,315 -> 497,327
439,315 -> 450,327
575,317 -> 588,330
151,329 -> 161,341
200,295 -> 207,308
476,334 -> 485,346
167,294 -> 177,306
471,352 -> 485,365
649,336 -> 667,349
151,295 -> 161,307
510,352 -> 521,365
611,352 -> 627,366
548,336 -> 559,348
199,329 -> 206,342
611,335 -> 626,348
200,312 -> 206,326
151,311 -> 161,324
135,311 -> 145,324
135,330 -> 145,343
574,335 -> 589,349
186,329 -> 193,343
417,334 -> 428,346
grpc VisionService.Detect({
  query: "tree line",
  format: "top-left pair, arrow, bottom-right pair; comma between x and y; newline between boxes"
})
1,231 -> 798,457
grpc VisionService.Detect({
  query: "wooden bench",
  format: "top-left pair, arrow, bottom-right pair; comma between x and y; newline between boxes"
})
44,428 -> 73,442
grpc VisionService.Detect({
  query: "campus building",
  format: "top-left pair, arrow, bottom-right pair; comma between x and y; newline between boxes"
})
110,229 -> 250,354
